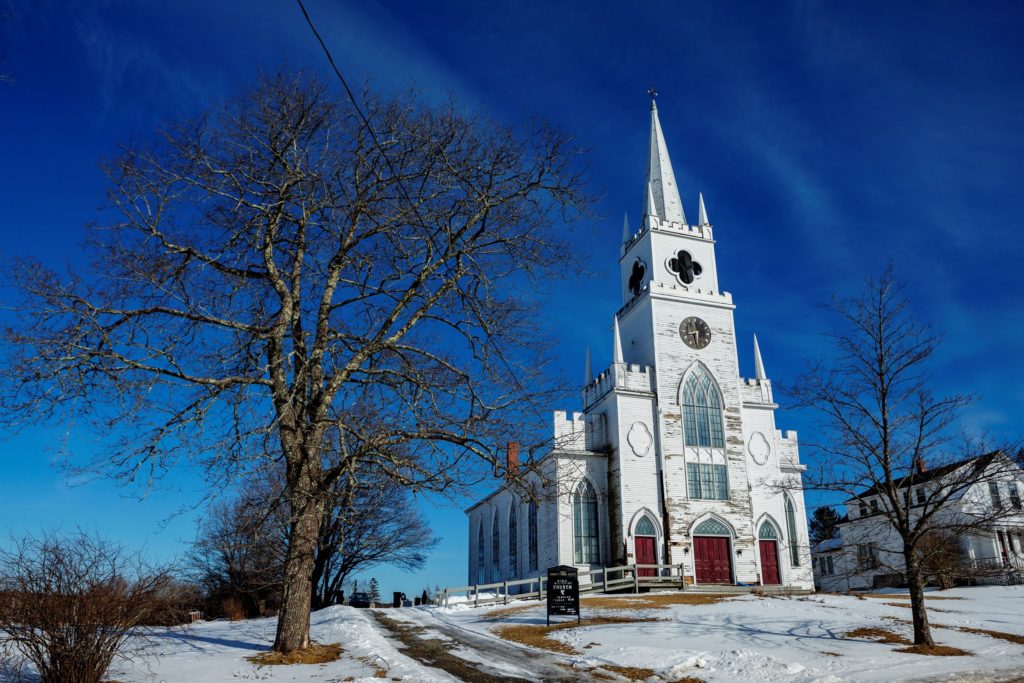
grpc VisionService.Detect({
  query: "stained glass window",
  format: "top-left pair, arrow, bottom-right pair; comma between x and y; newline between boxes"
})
693,518 -> 730,536
686,462 -> 729,500
635,516 -> 656,536
491,510 -> 501,580
528,501 -> 539,571
573,481 -> 599,564
681,366 -> 725,448
785,496 -> 801,566
508,502 -> 518,577
759,522 -> 778,540
477,519 -> 485,584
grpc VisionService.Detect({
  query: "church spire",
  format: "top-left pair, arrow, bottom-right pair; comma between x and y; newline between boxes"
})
698,192 -> 710,226
613,316 -> 624,363
642,97 -> 686,225
753,334 -> 767,380
622,212 -> 630,244
584,346 -> 593,385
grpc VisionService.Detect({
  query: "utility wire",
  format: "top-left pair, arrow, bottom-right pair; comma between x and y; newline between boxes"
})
294,0 -> 555,441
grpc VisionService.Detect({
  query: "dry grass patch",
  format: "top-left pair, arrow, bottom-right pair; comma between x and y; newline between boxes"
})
581,593 -> 727,610
820,651 -> 843,657
246,642 -> 343,665
895,644 -> 971,656
601,664 -> 656,680
494,616 -> 659,654
484,603 -> 543,620
856,593 -> 963,601
843,626 -> 911,645
953,626 -> 1024,645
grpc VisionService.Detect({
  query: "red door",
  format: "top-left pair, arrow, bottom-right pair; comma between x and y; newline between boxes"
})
636,536 -> 657,576
694,536 -> 732,584
759,540 -> 781,585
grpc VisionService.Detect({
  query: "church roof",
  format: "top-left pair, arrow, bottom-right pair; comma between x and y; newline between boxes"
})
642,100 -> 686,225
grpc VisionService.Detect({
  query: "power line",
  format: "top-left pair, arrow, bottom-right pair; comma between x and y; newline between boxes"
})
294,0 -> 554,437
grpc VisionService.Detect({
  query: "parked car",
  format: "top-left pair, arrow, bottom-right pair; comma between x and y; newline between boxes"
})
349,591 -> 373,608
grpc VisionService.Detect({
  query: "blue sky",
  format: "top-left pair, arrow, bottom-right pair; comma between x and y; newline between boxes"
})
2,0 -> 1023,595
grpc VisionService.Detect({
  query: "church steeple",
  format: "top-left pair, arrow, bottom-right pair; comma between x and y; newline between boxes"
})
643,99 -> 686,226
753,335 -> 767,380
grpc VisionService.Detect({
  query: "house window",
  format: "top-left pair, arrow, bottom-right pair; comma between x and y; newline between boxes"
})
528,501 -> 539,571
1009,482 -> 1022,511
824,556 -> 835,575
858,500 -> 867,516
989,482 -> 1003,509
870,498 -> 879,513
508,502 -> 518,577
915,488 -> 926,506
573,481 -> 599,564
857,544 -> 879,571
785,496 -> 801,566
491,510 -> 500,581
681,366 -> 725,448
686,462 -> 729,500
477,518 -> 485,584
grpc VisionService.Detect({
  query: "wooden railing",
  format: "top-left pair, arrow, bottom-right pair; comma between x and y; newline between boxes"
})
441,563 -> 686,609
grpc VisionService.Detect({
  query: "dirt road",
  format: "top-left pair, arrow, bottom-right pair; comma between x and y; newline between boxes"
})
370,607 -> 602,682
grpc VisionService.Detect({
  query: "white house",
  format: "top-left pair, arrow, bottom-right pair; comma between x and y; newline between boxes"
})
465,99 -> 814,590
812,454 -> 1024,592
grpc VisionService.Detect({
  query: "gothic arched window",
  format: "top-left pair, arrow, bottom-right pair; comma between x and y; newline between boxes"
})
681,366 -> 725,448
477,518 -> 485,584
528,501 -> 539,571
491,510 -> 501,580
508,502 -> 518,577
785,496 -> 801,566
635,515 -> 656,537
573,480 -> 599,564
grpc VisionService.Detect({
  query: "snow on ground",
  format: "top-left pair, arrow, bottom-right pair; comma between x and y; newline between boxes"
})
423,585 -> 1024,682
5,606 -> 453,683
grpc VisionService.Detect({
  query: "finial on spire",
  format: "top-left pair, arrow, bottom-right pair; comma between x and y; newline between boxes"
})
698,192 -> 710,226
643,96 -> 686,225
584,346 -> 593,385
647,85 -> 658,110
613,316 -> 623,364
753,335 -> 767,380
622,213 -> 630,243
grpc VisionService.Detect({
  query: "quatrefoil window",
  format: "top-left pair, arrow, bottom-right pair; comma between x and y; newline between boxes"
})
628,259 -> 646,296
668,250 -> 703,285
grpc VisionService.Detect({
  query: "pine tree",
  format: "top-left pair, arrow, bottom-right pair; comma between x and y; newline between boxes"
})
368,578 -> 381,604
808,506 -> 841,545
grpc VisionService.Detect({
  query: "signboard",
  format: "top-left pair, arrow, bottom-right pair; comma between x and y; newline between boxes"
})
546,565 -> 580,626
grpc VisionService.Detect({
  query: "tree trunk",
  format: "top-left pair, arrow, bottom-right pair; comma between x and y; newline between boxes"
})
904,548 -> 934,646
274,466 -> 323,653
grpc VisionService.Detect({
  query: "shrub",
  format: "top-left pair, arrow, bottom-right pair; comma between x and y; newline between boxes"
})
0,532 -> 173,683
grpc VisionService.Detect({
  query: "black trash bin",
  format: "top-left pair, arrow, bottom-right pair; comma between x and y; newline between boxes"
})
393,591 -> 403,608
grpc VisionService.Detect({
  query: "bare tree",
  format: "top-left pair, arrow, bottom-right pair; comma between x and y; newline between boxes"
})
187,494 -> 284,619
796,265 -> 1021,647
0,532 -> 173,683
0,72 -> 588,652
311,464 -> 436,609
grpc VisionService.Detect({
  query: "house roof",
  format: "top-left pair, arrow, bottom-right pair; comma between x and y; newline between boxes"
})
845,452 -> 1001,502
811,537 -> 843,554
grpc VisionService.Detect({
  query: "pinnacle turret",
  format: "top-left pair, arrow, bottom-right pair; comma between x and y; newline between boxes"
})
642,100 -> 686,225
613,316 -> 623,363
753,335 -> 767,380
622,213 -> 630,243
584,346 -> 593,385
698,192 -> 710,226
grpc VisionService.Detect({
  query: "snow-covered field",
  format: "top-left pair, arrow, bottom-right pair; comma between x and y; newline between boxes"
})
428,585 -> 1024,682
4,586 -> 1023,682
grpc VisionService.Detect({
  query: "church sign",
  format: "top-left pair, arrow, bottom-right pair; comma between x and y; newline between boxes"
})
546,565 -> 580,626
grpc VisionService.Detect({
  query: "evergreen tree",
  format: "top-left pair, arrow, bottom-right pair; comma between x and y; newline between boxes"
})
808,506 -> 841,545
368,578 -> 381,604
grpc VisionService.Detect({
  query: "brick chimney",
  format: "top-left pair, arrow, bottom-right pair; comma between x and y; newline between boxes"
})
506,441 -> 520,479
914,456 -> 926,474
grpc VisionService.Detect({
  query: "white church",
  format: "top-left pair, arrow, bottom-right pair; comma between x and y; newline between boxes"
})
466,100 -> 814,589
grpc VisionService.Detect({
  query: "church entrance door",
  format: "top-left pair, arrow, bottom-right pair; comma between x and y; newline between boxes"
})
694,536 -> 731,584
759,540 -> 780,585
635,536 -> 656,576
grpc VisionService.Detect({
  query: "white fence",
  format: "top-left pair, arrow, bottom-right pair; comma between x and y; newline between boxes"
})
441,563 -> 687,608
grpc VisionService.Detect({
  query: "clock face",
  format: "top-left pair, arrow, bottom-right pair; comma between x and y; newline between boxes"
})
680,317 -> 711,350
